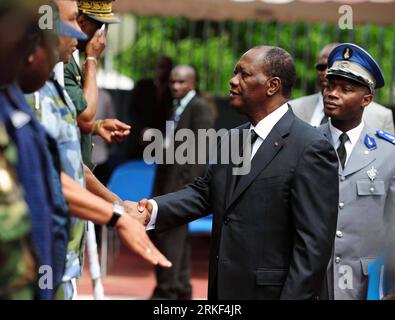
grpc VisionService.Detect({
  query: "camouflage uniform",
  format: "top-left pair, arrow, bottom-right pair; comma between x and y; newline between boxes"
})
0,121 -> 37,300
25,77 -> 86,300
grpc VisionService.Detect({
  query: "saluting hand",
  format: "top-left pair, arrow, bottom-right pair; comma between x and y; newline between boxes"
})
85,27 -> 107,60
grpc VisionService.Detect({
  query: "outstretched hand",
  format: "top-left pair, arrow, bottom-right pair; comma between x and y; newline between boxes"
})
96,119 -> 131,143
115,213 -> 171,268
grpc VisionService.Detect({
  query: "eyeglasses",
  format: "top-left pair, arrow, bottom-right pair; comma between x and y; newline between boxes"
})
315,63 -> 328,71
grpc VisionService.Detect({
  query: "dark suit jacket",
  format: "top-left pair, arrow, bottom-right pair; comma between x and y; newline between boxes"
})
154,107 -> 339,300
153,95 -> 214,196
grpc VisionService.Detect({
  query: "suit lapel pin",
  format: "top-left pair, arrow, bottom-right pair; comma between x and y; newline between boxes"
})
274,141 -> 279,147
364,134 -> 377,150
367,166 -> 378,181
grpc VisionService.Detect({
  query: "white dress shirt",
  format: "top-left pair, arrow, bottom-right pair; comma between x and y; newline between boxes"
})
250,102 -> 289,159
328,119 -> 365,167
53,62 -> 65,87
146,103 -> 290,230
310,92 -> 326,127
72,50 -> 80,68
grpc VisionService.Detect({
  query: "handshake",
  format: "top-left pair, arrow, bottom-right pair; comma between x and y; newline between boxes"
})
123,198 -> 153,227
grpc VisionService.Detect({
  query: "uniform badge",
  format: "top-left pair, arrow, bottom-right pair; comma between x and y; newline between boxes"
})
364,134 -> 377,150
0,168 -> 14,192
367,166 -> 378,181
343,47 -> 352,59
76,75 -> 82,86
376,130 -> 395,145
10,111 -> 31,129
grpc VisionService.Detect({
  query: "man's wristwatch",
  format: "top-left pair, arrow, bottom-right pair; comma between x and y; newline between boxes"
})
107,202 -> 125,228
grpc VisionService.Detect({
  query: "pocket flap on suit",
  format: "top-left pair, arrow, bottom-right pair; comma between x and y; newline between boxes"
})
357,180 -> 385,196
256,268 -> 288,286
360,257 -> 378,276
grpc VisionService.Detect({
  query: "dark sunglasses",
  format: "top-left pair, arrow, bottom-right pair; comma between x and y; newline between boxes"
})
315,63 -> 328,71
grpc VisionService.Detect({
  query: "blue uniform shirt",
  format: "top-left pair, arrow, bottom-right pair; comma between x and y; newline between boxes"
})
0,84 -> 69,299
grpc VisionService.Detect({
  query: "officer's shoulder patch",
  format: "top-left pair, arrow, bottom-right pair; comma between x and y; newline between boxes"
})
376,130 -> 395,145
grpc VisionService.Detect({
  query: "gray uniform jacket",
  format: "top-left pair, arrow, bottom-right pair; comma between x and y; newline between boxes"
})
318,123 -> 395,299
290,93 -> 395,134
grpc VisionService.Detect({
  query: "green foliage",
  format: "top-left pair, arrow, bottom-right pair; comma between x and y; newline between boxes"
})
113,15 -> 395,105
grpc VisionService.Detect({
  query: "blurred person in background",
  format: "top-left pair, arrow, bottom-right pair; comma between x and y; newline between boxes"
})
127,56 -> 174,159
148,65 -> 215,300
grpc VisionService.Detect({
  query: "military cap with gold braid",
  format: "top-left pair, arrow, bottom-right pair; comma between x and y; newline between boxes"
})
78,0 -> 120,24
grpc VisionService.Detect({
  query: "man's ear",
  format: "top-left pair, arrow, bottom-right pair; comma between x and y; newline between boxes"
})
361,93 -> 373,108
267,77 -> 281,96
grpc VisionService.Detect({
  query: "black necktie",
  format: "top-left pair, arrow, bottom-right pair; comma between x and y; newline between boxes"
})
234,129 -> 259,189
320,115 -> 328,125
337,133 -> 349,169
244,129 -> 259,158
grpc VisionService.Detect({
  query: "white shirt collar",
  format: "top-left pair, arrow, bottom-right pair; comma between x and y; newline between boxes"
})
175,90 -> 196,108
328,119 -> 364,149
173,90 -> 197,119
250,103 -> 289,140
72,50 -> 80,68
53,62 -> 65,87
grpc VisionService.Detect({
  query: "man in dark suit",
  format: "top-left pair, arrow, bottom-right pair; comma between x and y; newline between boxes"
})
150,65 -> 215,299
139,46 -> 339,300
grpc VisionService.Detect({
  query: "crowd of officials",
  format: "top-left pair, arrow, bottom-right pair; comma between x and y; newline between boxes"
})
1,0 -> 394,301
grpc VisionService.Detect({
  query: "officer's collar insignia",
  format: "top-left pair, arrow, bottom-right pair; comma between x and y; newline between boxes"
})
367,166 -> 378,181
364,134 -> 377,150
376,130 -> 395,145
343,47 -> 352,60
